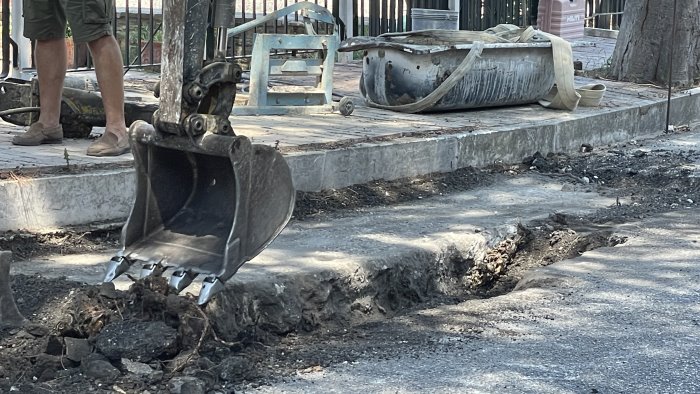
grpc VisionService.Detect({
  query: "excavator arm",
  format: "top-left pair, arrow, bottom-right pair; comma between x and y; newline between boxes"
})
103,0 -> 295,304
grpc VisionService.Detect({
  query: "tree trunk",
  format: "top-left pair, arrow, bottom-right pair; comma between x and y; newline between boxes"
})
0,251 -> 26,328
610,0 -> 700,87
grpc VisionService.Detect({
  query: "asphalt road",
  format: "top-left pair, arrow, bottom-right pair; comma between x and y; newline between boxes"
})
240,209 -> 700,394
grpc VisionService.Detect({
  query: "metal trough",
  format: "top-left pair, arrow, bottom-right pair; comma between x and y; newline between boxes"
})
340,30 -> 557,112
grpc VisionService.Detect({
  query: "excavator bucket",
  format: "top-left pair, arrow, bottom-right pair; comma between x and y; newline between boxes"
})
103,0 -> 296,304
105,121 -> 294,304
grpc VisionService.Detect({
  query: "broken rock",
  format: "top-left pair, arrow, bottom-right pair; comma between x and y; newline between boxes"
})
168,376 -> 206,394
95,320 -> 178,362
25,324 -> 50,337
121,358 -> 159,378
64,337 -> 92,362
81,353 -> 121,382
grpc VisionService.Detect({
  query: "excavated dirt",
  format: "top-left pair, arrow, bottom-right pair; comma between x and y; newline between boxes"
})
1,128 -> 699,393
0,228 -> 121,261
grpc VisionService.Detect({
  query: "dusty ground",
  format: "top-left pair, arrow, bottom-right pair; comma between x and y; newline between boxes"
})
0,127 -> 698,393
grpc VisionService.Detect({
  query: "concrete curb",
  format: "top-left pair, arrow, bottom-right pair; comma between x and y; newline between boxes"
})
584,27 -> 619,39
291,89 -> 700,191
1,88 -> 699,232
0,170 -> 135,232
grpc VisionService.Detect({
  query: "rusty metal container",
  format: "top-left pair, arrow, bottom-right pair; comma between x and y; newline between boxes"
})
341,35 -> 556,112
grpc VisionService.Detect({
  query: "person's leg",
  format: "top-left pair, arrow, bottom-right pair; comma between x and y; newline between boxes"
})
34,38 -> 67,129
87,35 -> 128,140
12,0 -> 66,146
67,0 -> 129,156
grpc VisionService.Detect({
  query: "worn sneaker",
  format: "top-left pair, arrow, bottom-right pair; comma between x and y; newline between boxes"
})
12,122 -> 63,146
87,132 -> 130,157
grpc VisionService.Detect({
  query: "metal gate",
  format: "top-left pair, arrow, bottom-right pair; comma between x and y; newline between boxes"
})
1,0 -> 626,74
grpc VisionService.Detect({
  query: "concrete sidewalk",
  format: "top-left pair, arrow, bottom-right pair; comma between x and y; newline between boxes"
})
2,35 -> 658,232
2,74 -> 699,232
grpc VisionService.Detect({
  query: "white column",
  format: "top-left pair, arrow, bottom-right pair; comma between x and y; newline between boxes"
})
336,1 -> 354,63
10,0 -> 34,78
448,0 -> 460,13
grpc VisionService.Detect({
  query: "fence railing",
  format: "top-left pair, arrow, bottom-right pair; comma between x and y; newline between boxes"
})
1,0 -> 625,75
585,0 -> 625,30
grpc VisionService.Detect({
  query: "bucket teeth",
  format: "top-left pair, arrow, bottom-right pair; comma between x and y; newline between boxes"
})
169,269 -> 198,294
103,256 -> 132,282
140,261 -> 165,279
198,276 -> 225,305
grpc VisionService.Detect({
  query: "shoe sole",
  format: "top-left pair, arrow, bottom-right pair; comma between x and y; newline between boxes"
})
11,139 -> 63,146
86,147 -> 131,157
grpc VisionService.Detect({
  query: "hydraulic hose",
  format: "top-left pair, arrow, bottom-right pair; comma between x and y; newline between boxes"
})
0,107 -> 40,117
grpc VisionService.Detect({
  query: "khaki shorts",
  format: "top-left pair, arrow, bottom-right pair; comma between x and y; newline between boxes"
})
23,0 -> 115,43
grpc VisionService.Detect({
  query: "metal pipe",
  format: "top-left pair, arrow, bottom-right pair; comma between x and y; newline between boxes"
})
212,0 -> 236,56
216,28 -> 229,57
137,0 -> 143,65
213,0 -> 235,27
1,0 -> 10,77
0,107 -> 40,117
149,0 -> 154,64
125,1 -> 131,66
665,0 -> 678,133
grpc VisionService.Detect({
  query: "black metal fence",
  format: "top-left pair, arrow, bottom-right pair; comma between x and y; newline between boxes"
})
460,0 -> 539,31
0,0 -> 12,78
586,0 -> 625,30
356,0 -> 626,36
1,0 -> 625,74
117,1 -> 341,68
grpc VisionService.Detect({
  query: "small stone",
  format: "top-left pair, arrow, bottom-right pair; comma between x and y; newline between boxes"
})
81,353 -> 121,382
98,282 -> 119,299
64,337 -> 92,362
112,385 -> 127,394
168,376 -> 206,394
581,176 -> 590,184
196,357 -> 215,371
24,324 -> 50,337
15,330 -> 35,340
121,358 -> 155,376
300,365 -> 324,374
44,336 -> 64,356
216,356 -> 249,382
